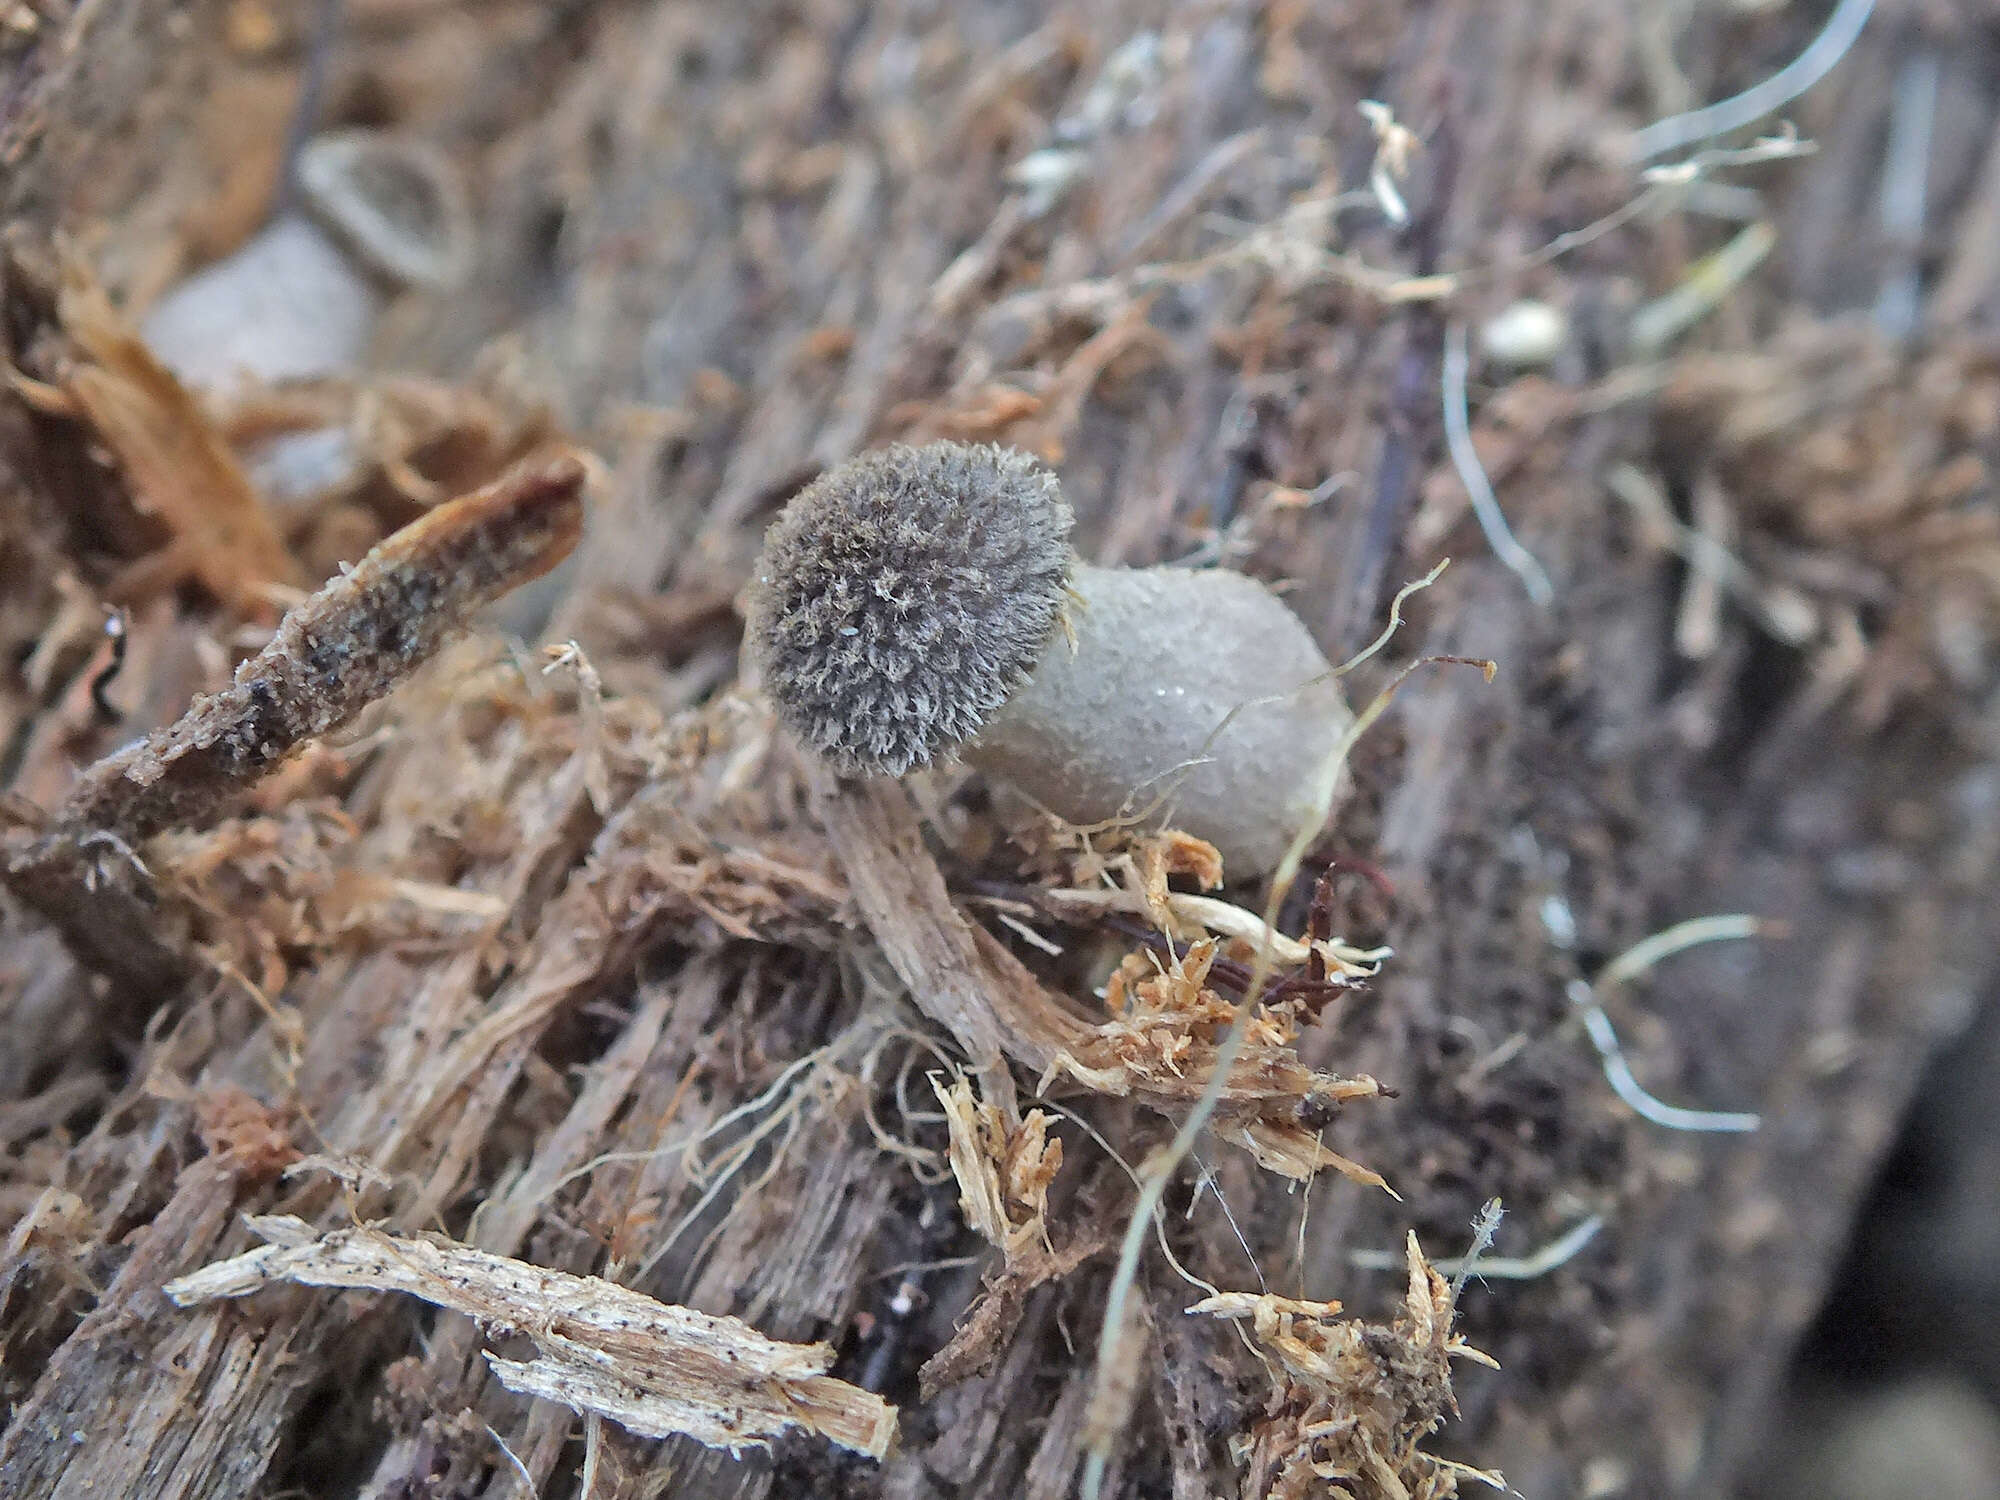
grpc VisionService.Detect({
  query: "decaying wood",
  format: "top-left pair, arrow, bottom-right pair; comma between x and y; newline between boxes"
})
7,3 -> 2000,1500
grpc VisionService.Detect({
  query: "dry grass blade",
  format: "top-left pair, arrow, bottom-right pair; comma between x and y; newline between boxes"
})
164,1215 -> 897,1461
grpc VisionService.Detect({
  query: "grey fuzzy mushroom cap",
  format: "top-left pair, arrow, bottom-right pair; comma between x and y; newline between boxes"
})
749,442 -> 1074,775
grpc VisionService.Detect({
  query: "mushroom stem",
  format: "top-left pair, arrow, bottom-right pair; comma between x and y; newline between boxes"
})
965,563 -> 1350,876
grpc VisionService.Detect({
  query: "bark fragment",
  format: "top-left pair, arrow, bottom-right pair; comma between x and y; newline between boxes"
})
165,1215 -> 899,1461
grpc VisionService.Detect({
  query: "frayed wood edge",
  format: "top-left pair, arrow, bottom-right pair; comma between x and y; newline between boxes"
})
810,765 -> 1101,1125
933,1073 -> 1061,1263
917,1072 -> 1108,1398
1188,1232 -> 1503,1496
164,1215 -> 897,1461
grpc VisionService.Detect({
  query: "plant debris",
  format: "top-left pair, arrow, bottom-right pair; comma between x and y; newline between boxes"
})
3,249 -> 303,614
918,1073 -> 1107,1397
817,774 -> 1389,1183
1056,934 -> 1389,1186
52,447 -> 586,843
164,1215 -> 898,1460
2,448 -> 586,990
7,5 -> 1999,1499
1191,1234 -> 1500,1500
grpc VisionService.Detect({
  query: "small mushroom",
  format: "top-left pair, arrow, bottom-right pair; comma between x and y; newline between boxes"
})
748,442 -> 1352,877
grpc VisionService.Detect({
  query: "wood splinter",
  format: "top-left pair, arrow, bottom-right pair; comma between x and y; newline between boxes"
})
164,1215 -> 898,1461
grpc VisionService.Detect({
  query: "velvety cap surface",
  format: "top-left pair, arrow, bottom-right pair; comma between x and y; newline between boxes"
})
751,442 -> 1073,775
